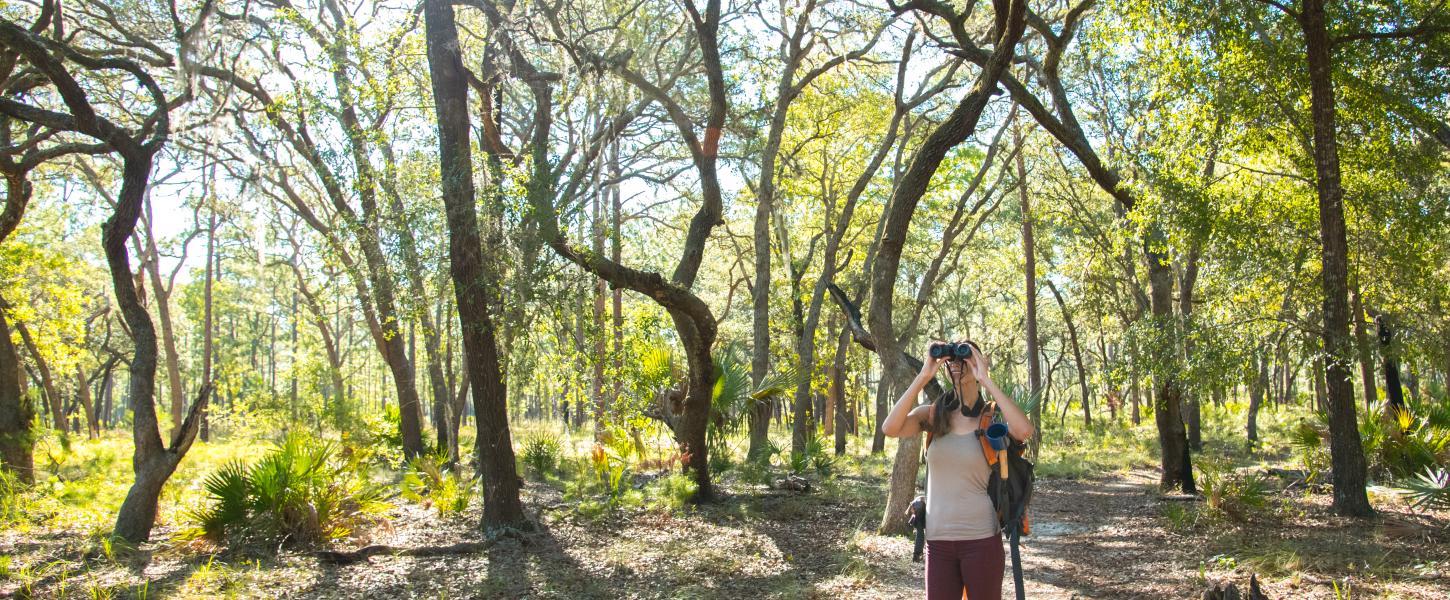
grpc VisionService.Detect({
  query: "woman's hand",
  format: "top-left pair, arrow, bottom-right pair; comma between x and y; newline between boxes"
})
969,348 -> 993,384
918,341 -> 946,380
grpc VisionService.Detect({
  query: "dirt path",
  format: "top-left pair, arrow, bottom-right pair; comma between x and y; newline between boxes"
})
258,470 -> 1240,598
6,468 -> 1448,598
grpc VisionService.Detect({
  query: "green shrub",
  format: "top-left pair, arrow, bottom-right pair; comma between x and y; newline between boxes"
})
590,444 -> 630,500
401,452 -> 473,517
521,432 -> 563,477
787,430 -> 834,477
1367,404 -> 1450,480
187,432 -> 387,548
645,472 -> 697,511
0,469 -> 25,525
1197,457 -> 1272,521
1405,466 -> 1450,511
1289,420 -> 1330,484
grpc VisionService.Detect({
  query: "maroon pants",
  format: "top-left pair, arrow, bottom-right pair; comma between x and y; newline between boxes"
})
924,535 -> 1004,600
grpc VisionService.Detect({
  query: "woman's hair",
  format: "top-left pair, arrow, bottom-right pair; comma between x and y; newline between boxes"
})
926,340 -> 985,440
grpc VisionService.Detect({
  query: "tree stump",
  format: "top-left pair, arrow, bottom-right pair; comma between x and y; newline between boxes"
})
1200,574 -> 1268,600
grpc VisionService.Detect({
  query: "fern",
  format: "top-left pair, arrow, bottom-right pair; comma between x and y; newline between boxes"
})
187,432 -> 386,547
1405,467 -> 1450,511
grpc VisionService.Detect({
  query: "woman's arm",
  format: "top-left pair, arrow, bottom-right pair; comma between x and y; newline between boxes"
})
881,345 -> 945,438
971,350 -> 1036,441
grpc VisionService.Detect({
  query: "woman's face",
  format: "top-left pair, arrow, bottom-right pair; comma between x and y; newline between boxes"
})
944,356 -> 979,396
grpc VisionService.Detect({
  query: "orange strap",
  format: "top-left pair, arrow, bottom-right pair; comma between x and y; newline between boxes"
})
924,400 -> 998,462
978,401 -> 999,467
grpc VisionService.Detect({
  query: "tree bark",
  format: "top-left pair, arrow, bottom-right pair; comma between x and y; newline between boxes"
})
423,0 -> 529,530
14,321 -> 61,433
1016,123 -> 1043,457
200,197 -> 215,441
1180,239 -> 1204,452
75,365 -> 99,439
1376,315 -> 1405,411
831,326 -> 850,455
0,295 -> 33,482
138,202 -> 186,437
0,162 -> 34,480
591,161 -> 607,438
1299,0 -> 1373,517
1046,280 -> 1090,428
1147,234 -> 1194,493
1248,350 -> 1268,447
1350,283 -> 1376,409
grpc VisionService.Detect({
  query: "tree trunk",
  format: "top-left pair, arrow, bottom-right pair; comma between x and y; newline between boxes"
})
1130,352 -> 1141,426
106,154 -> 211,543
1377,315 -> 1405,411
1047,280 -> 1090,428
1017,125 -> 1043,457
1351,283 -> 1376,409
449,365 -> 469,466
1180,240 -> 1204,453
1313,355 -> 1328,413
0,295 -> 34,482
75,365 -> 99,439
610,142 -> 624,428
879,433 -> 922,536
1147,235 -> 1194,493
423,0 -> 528,529
139,203 -> 186,436
1248,350 -> 1267,447
200,200 -> 215,441
380,151 -> 451,454
872,373 -> 889,453
0,168 -> 35,480
1300,0 -> 1373,517
832,326 -> 850,455
591,163 -> 607,438
14,321 -> 61,433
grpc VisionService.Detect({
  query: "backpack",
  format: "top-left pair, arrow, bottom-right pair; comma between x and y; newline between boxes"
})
907,400 -> 1034,599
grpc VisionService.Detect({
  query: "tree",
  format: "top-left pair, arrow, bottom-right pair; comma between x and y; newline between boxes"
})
192,3 -> 430,458
864,0 -> 1028,534
467,0 -> 731,499
422,0 -> 529,531
0,5 -> 214,541
1295,0 -> 1373,516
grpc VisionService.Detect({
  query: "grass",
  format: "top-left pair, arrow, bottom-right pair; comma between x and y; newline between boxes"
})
5,431 -> 273,532
4,392 -> 1448,598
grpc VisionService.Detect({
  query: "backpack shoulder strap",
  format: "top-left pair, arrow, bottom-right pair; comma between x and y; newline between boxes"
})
977,400 -> 999,466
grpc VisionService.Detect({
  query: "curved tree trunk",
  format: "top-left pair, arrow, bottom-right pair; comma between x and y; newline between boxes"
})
107,155 -> 212,543
866,0 -> 1027,533
1047,280 -> 1090,428
0,169 -> 34,481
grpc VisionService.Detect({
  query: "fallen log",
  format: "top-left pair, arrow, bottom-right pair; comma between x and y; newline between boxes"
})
316,539 -> 498,565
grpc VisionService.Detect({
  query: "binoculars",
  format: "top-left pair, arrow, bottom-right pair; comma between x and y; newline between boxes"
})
929,342 -> 974,360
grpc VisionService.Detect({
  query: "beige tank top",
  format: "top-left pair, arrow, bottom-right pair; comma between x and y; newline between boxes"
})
924,431 -> 998,541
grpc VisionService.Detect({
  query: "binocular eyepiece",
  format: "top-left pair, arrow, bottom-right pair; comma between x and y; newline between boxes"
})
929,342 -> 973,361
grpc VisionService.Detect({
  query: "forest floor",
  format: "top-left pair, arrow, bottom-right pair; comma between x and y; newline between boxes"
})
4,458 -> 1449,599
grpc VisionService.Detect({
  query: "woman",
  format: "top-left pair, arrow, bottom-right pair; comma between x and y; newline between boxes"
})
881,340 -> 1035,600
